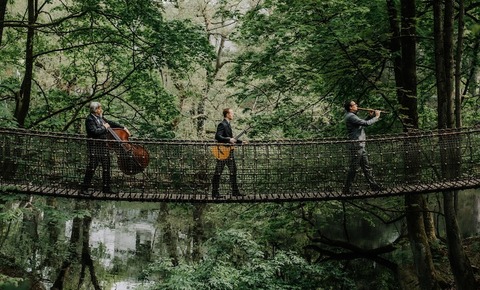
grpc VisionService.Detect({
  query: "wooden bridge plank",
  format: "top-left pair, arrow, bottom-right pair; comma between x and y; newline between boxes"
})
2,178 -> 480,203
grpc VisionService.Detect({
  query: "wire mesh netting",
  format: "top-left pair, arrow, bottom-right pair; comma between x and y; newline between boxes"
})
1,127 -> 480,202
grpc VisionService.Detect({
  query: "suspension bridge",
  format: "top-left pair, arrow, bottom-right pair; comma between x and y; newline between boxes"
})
0,126 -> 479,203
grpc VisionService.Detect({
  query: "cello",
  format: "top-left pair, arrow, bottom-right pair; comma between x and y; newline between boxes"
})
106,127 -> 150,175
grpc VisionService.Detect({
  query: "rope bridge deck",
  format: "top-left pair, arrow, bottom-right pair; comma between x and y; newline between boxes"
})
1,127 -> 479,203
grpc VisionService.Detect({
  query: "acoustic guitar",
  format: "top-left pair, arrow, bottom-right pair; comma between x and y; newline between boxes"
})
211,126 -> 250,160
211,144 -> 234,160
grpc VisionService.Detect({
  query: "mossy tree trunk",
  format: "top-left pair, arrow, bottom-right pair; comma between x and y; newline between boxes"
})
434,0 -> 477,288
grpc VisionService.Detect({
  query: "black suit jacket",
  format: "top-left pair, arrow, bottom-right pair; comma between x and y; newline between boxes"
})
215,119 -> 242,144
85,113 -> 123,139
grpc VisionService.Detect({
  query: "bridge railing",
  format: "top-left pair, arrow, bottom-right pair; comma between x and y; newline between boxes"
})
1,127 -> 479,201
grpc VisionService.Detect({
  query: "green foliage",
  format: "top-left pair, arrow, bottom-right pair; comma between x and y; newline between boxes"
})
0,195 -> 89,277
144,228 -> 355,290
1,0 -> 480,289
0,88 -> 19,129
0,204 -> 23,224
140,201 -> 404,289
228,0 -> 399,138
0,0 -> 215,134
0,276 -> 28,290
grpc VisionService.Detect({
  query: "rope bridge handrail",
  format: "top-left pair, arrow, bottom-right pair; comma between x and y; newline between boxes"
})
0,126 -> 479,202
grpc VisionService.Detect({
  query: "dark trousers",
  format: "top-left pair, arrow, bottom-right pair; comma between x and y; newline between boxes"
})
82,141 -> 112,191
211,155 -> 239,195
344,145 -> 378,190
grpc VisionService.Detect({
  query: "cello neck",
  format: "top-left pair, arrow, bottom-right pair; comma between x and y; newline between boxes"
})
106,127 -> 121,141
106,127 -> 130,151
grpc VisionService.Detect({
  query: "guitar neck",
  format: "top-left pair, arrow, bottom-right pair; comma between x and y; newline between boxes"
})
235,131 -> 245,139
235,125 -> 251,139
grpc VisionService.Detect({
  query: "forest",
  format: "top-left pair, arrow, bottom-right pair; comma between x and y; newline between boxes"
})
1,0 -> 480,289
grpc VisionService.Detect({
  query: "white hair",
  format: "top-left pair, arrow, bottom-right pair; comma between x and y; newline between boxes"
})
89,102 -> 102,113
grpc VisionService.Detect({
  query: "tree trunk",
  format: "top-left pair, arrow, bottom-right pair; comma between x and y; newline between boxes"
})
463,38 -> 479,99
405,195 -> 440,290
444,191 -> 478,289
434,0 -> 477,288
158,203 -> 179,266
399,0 -> 418,130
20,201 -> 40,272
434,0 -> 448,130
443,0 -> 454,128
196,99 -> 206,137
79,215 -> 101,290
51,216 -> 82,290
192,203 -> 206,262
399,0 -> 440,288
15,0 -> 36,127
0,0 -> 7,45
422,198 -> 437,241
454,0 -> 464,128
386,0 -> 403,108
43,197 -> 61,268
388,0 -> 437,245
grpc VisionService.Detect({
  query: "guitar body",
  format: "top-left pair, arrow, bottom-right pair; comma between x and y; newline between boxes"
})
210,123 -> 250,160
211,144 -> 233,160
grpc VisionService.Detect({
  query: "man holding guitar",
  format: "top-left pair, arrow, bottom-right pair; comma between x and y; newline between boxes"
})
211,108 -> 247,198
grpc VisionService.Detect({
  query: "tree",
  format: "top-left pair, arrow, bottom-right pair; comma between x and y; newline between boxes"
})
433,0 -> 477,288
389,0 -> 442,288
0,0 -> 6,45
0,0 -> 214,135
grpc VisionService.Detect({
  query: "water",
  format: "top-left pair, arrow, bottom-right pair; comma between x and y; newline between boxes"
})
60,190 -> 480,288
